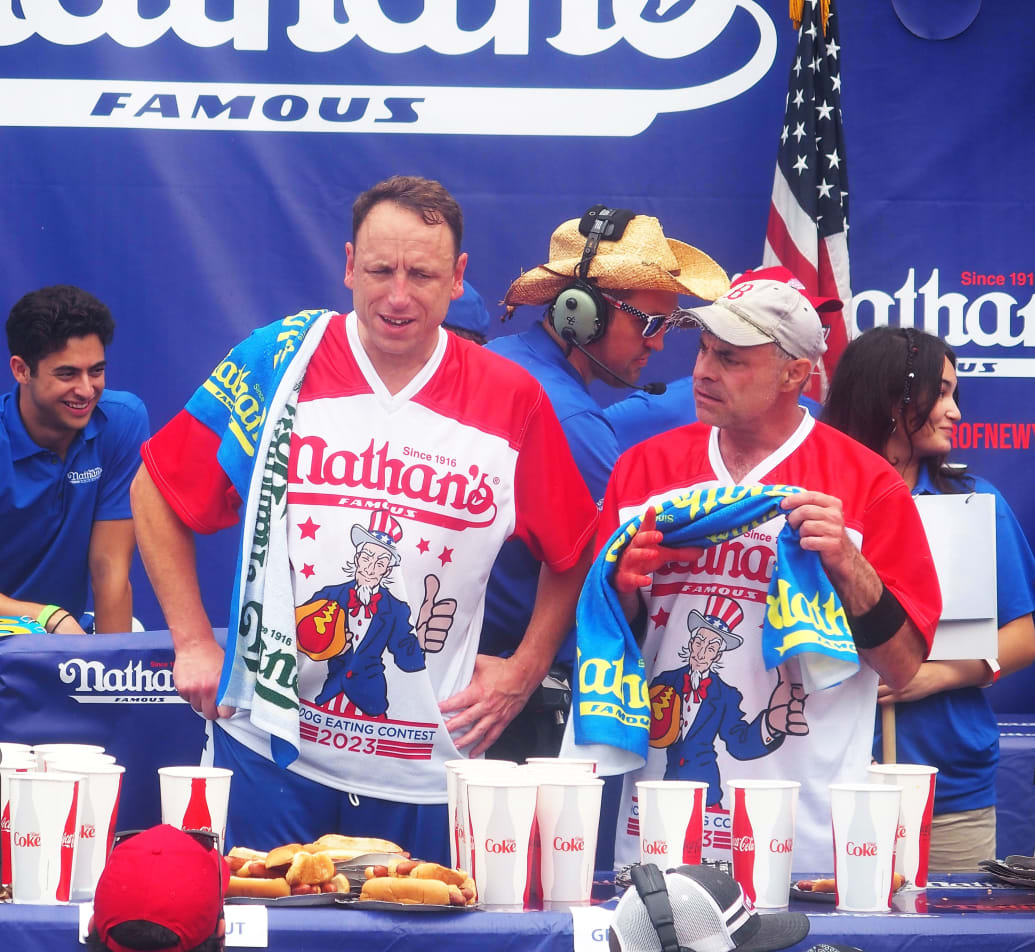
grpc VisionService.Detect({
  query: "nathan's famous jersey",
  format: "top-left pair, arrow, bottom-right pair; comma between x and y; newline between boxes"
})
600,413 -> 940,874
144,313 -> 596,803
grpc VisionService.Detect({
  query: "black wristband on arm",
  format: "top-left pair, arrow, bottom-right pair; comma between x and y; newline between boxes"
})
847,584 -> 907,650
46,611 -> 73,633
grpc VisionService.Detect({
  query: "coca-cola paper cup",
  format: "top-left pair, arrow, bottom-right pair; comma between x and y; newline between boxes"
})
525,757 -> 598,774
158,766 -> 232,852
728,779 -> 800,908
47,760 -> 124,901
867,763 -> 937,888
0,742 -> 34,764
635,780 -> 708,869
535,775 -> 603,910
41,751 -> 116,772
33,744 -> 105,770
829,783 -> 901,912
8,771 -> 81,904
0,756 -> 39,886
465,773 -> 539,911
445,759 -> 516,870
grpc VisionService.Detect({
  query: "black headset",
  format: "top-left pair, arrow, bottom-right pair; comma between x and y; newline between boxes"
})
549,205 -> 636,347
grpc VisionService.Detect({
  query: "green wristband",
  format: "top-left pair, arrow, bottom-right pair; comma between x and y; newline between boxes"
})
36,604 -> 62,629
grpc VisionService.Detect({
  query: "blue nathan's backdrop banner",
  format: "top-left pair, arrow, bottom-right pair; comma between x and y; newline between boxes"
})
1,1 -> 1032,707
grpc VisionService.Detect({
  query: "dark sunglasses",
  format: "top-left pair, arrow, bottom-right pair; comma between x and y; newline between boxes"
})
601,293 -> 688,339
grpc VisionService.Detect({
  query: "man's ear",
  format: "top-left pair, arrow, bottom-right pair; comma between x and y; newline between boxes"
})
783,357 -> 812,391
9,354 -> 31,384
344,241 -> 356,290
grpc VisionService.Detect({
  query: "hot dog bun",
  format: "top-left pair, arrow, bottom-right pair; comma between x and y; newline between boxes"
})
360,876 -> 452,905
285,850 -> 336,886
306,833 -> 405,862
409,862 -> 468,888
227,875 -> 291,899
265,843 -> 305,870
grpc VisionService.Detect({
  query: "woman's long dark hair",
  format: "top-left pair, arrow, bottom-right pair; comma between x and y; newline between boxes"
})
822,325 -> 971,494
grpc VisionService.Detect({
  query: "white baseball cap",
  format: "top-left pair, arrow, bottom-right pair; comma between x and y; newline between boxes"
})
688,279 -> 828,363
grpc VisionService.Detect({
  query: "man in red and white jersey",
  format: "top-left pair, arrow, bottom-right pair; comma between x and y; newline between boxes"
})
601,277 -> 941,872
130,176 -> 597,862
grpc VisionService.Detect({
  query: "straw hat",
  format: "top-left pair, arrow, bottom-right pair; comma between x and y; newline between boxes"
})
504,214 -> 730,307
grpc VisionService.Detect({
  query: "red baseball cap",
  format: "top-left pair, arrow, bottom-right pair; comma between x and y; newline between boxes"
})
732,266 -> 842,313
93,825 -> 229,952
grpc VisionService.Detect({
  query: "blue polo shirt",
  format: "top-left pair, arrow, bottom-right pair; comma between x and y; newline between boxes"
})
0,386 -> 149,620
605,375 -> 822,453
873,470 -> 1035,814
482,323 -> 619,668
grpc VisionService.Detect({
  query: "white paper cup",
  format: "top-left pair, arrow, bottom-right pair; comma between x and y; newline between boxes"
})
867,764 -> 938,888
830,783 -> 901,912
0,743 -> 34,764
466,774 -> 539,911
635,780 -> 708,869
525,757 -> 598,774
9,771 -> 81,904
41,751 -> 116,772
158,766 -> 232,852
47,760 -> 124,901
447,760 -> 517,871
728,779 -> 800,908
1,757 -> 40,886
535,775 -> 603,909
33,744 -> 105,771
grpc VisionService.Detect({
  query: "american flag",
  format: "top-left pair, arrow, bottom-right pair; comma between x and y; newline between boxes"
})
763,0 -> 851,401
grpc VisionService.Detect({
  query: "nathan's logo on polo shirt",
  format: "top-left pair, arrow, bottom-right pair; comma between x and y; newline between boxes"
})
66,467 -> 102,485
58,658 -> 184,704
0,2 -> 777,136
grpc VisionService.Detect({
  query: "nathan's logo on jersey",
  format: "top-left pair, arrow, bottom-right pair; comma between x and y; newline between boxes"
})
66,466 -> 102,484
0,2 -> 777,136
289,435 -> 498,528
655,538 -> 775,585
57,658 -> 183,704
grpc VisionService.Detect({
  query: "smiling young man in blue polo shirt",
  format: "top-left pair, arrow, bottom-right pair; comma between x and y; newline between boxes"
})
0,285 -> 149,634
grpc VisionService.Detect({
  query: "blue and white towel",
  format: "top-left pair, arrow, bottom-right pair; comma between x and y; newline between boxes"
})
570,485 -> 859,773
185,308 -> 334,767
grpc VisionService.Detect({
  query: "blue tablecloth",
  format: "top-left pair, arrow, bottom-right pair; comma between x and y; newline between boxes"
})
997,718 -> 1035,859
1,875 -> 1034,952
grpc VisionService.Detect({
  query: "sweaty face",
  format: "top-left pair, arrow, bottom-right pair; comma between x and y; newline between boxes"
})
12,334 -> 106,450
345,201 -> 466,384
585,288 -> 673,387
692,331 -> 792,430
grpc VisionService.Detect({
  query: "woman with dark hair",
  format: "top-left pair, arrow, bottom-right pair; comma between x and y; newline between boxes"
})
824,325 -> 1035,870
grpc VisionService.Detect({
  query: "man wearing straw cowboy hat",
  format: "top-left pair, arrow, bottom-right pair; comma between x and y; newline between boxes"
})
480,205 -> 729,761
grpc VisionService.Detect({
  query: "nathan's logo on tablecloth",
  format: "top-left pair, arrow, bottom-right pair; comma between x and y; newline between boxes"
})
0,1 -> 777,135
57,658 -> 184,704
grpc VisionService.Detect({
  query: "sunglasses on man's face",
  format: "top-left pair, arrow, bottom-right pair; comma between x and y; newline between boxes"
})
601,293 -> 689,339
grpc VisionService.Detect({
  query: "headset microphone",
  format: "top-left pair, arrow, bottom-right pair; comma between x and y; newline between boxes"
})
562,331 -> 667,395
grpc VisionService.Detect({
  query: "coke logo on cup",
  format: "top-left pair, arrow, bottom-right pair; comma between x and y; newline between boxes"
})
553,836 -> 584,853
732,835 -> 755,852
485,838 -> 516,854
80,823 -> 96,840
61,831 -> 76,849
896,824 -> 907,840
641,840 -> 668,856
846,841 -> 878,857
0,817 -> 9,833
14,831 -> 42,848
769,838 -> 792,854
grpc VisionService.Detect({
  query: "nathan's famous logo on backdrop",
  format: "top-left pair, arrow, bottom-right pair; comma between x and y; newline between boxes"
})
851,268 -> 1035,378
58,658 -> 183,704
0,1 -> 776,135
